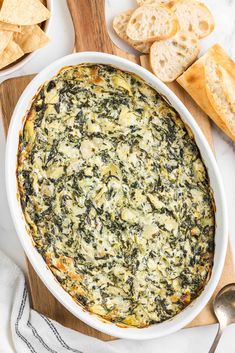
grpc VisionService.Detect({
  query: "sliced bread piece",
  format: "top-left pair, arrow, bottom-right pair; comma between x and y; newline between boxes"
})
170,0 -> 214,39
126,5 -> 178,43
136,0 -> 172,5
177,44 -> 235,141
113,9 -> 151,53
150,30 -> 200,82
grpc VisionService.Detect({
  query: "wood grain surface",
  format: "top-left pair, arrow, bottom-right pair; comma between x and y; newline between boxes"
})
0,0 -> 234,341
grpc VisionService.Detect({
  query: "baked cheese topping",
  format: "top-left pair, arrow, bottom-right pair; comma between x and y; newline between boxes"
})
17,64 -> 215,327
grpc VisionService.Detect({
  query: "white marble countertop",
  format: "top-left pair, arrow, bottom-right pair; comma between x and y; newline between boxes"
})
0,0 -> 234,352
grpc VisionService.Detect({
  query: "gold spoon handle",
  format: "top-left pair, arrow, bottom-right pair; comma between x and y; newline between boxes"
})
208,326 -> 225,353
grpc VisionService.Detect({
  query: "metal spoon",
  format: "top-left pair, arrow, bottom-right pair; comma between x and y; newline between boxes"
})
209,283 -> 235,353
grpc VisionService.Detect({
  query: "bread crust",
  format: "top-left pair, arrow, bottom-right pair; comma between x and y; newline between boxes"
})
177,44 -> 235,141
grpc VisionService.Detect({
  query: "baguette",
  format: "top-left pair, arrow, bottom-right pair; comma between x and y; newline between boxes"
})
170,0 -> 214,39
126,5 -> 178,43
150,30 -> 200,82
177,44 -> 235,141
113,10 -> 151,53
220,66 -> 235,113
136,0 -> 172,5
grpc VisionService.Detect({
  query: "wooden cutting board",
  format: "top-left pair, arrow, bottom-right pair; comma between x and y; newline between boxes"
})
0,0 -> 234,341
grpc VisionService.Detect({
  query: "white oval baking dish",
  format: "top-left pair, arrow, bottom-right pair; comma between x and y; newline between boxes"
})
0,0 -> 53,77
5,52 -> 228,340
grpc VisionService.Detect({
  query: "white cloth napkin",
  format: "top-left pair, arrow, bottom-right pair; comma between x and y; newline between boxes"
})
0,249 -> 120,353
0,249 -> 223,353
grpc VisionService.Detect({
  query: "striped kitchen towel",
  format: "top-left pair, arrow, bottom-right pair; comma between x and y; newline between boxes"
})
0,250 -> 119,353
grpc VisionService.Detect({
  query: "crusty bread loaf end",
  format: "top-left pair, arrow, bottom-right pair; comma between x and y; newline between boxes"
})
177,44 -> 235,141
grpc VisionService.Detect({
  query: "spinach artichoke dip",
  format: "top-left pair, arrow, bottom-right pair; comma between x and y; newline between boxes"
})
17,64 -> 215,327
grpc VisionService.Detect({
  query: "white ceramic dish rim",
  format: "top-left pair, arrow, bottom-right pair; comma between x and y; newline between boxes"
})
5,52 -> 228,340
0,0 -> 53,78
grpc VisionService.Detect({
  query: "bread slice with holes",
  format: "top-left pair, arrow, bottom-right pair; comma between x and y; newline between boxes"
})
150,30 -> 200,82
126,5 -> 178,43
177,44 -> 235,141
169,0 -> 214,39
113,9 -> 151,53
136,0 -> 172,5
